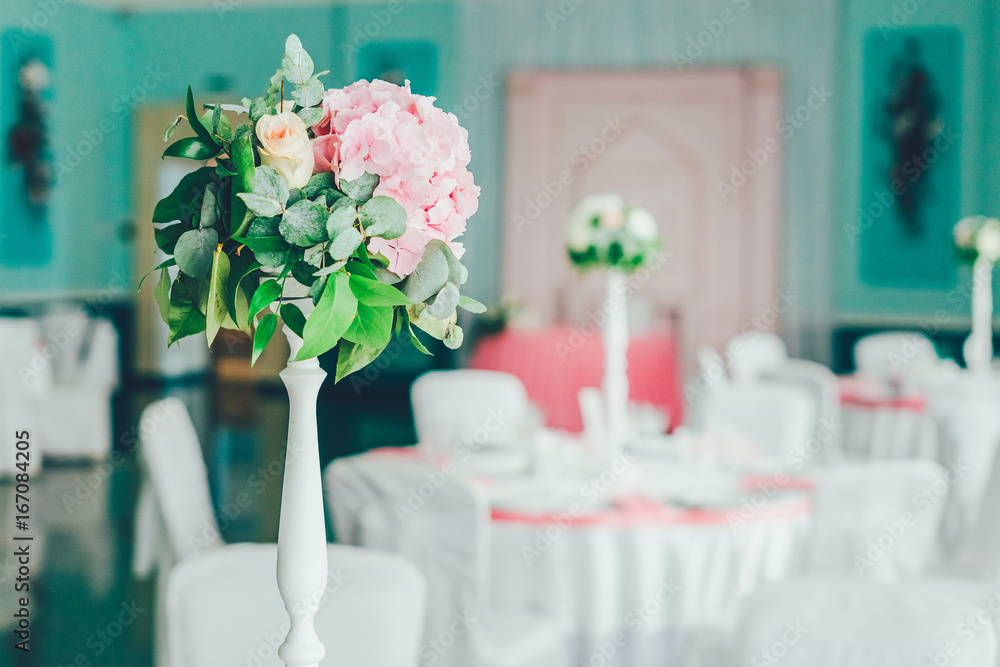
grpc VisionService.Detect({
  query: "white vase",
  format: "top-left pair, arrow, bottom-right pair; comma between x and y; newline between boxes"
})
603,269 -> 630,459
964,257 -> 994,375
269,278 -> 329,667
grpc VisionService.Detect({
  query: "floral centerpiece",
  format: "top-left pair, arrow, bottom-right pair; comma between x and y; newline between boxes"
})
147,34 -> 483,380
566,194 -> 660,272
565,194 -> 662,458
143,34 -> 483,667
954,215 -> 1000,373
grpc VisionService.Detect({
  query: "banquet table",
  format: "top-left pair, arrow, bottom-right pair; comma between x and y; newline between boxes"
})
330,447 -> 812,667
468,326 -> 684,432
839,372 -> 1000,554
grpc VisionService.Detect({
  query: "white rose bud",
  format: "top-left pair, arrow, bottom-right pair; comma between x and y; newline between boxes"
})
954,216 -> 980,249
976,218 -> 1000,263
626,206 -> 658,242
256,111 -> 314,189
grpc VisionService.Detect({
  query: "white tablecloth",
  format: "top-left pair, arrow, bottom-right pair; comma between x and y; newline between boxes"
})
840,373 -> 1000,554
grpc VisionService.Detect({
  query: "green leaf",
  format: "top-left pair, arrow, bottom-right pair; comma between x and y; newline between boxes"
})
349,274 -> 412,307
360,196 -> 407,240
226,253 -> 258,335
154,269 -> 171,323
296,271 -> 358,360
252,313 -> 277,366
279,303 -> 307,338
340,172 -> 379,203
232,235 -> 288,252
163,137 -> 220,161
343,302 -> 392,348
249,278 -> 282,321
238,192 -> 283,218
336,339 -> 389,383
458,295 -> 487,314
206,247 -> 231,346
230,131 -> 256,236
425,282 -> 460,319
309,275 -> 327,305
327,198 -> 357,235
287,188 -> 306,208
249,97 -> 268,124
186,86 -> 220,149
153,167 -> 214,223
292,77 -> 323,108
291,260 -> 317,286
200,107 -> 231,142
244,216 -> 286,267
154,223 -> 186,254
282,34 -> 315,85
401,240 -> 450,303
137,258 -> 177,292
163,114 -> 184,143
254,165 -> 290,204
167,276 -> 207,345
408,323 -> 433,355
297,106 -> 323,127
280,200 -> 328,247
174,228 -> 219,278
199,185 -> 217,229
444,324 -> 464,349
303,172 -> 335,198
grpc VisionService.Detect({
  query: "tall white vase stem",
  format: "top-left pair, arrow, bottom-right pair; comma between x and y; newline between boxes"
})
966,257 -> 995,375
603,269 -> 630,457
276,325 -> 328,667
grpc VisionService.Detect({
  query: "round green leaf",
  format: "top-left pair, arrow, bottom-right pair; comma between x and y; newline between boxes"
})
360,196 -> 407,240
174,228 -> 219,278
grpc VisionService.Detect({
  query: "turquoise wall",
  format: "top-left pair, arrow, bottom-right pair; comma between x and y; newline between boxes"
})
833,0 -> 998,328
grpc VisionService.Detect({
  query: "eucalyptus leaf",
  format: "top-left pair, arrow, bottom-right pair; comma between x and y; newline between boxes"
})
291,77 -> 323,108
163,115 -> 184,143
303,172 -> 335,198
340,171 -> 379,203
231,235 -> 287,252
401,240 -> 450,303
291,260 -> 317,287
174,228 -> 219,278
326,198 -> 357,237
297,106 -> 323,127
374,265 -> 403,285
328,227 -> 363,261
237,192 -> 283,218
206,246 -> 231,346
199,185 -> 217,229
154,223 -> 185,254
286,188 -> 306,208
220,103 -> 249,114
309,275 -> 327,305
443,323 -> 464,350
314,260 -> 347,277
425,282 -> 460,319
253,165 -> 290,204
282,34 -> 315,85
304,244 -> 325,267
247,216 -> 281,237
252,313 -> 277,366
359,196 -> 406,240
280,200 -> 329,247
249,97 -> 268,123
458,295 -> 487,314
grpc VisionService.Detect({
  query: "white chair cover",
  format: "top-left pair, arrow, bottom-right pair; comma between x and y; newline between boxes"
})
726,332 -> 788,382
806,460 -> 947,581
411,370 -> 530,457
165,542 -> 427,667
325,454 -> 565,667
853,331 -> 938,385
35,314 -> 119,460
697,382 -> 816,461
730,577 -> 997,667
133,397 -> 223,578
0,317 -> 48,478
951,428 -> 1000,581
765,359 -> 844,462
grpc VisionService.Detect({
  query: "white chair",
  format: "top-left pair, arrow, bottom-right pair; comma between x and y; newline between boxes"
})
805,460 -> 947,581
325,454 -> 566,667
696,383 -> 816,461
165,542 -> 427,667
412,370 -> 532,471
728,576 -> 996,667
726,331 -> 788,382
853,331 -> 939,385
765,359 -> 844,463
35,311 -> 119,461
0,317 -> 48,478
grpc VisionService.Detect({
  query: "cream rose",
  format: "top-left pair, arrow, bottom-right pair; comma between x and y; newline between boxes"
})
256,111 -> 314,189
977,218 -> 1000,263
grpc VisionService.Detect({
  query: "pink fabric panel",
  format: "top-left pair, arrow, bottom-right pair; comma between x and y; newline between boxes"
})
468,327 -> 684,432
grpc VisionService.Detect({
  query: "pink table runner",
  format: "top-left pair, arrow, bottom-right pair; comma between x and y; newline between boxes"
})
468,326 -> 684,432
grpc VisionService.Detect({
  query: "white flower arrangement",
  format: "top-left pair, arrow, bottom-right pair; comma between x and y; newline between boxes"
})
954,215 -> 1000,264
566,194 -> 661,272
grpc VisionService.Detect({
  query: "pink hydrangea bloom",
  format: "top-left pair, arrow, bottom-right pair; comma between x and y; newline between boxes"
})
311,79 -> 480,277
